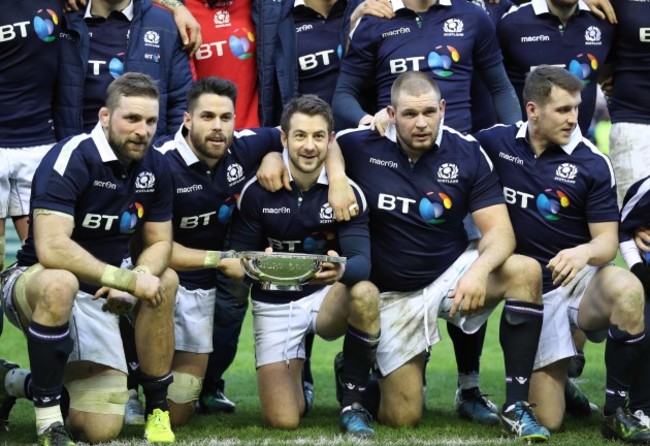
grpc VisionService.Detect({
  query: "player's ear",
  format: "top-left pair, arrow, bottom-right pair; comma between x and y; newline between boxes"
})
526,102 -> 538,121
328,131 -> 335,146
280,129 -> 288,148
387,105 -> 396,122
183,111 -> 191,131
99,107 -> 110,128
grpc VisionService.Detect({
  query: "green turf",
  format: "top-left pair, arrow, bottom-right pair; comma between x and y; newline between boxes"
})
0,299 -> 611,445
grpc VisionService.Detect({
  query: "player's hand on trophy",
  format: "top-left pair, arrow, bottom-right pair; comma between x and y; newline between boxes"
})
310,250 -> 346,285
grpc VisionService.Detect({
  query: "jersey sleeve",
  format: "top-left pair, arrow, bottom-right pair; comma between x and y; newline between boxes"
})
467,141 -> 505,212
228,180 -> 267,251
472,6 -> 503,71
234,127 -> 284,171
338,181 -> 371,285
340,17 -> 379,78
585,156 -> 619,223
31,141 -> 91,216
620,175 -> 650,243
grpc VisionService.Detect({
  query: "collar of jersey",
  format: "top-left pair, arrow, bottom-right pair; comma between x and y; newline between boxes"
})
516,120 -> 583,155
391,0 -> 452,13
85,0 -> 135,20
282,149 -> 329,186
384,120 -> 444,149
91,122 -> 120,162
173,125 -> 202,166
531,0 -> 590,16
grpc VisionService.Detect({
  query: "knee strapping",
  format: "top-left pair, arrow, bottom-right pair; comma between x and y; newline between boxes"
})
167,372 -> 202,404
66,375 -> 129,416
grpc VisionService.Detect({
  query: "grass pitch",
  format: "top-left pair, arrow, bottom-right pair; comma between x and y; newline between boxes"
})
0,302 -> 613,446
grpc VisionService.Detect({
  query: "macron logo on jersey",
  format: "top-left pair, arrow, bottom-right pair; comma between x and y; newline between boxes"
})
262,207 -> 291,214
381,27 -> 411,39
176,184 -> 203,194
521,35 -> 550,43
296,24 -> 314,33
437,163 -> 459,184
369,157 -> 399,169
554,163 -> 578,184
443,18 -> 464,36
93,180 -> 117,189
498,152 -> 524,166
584,26 -> 602,46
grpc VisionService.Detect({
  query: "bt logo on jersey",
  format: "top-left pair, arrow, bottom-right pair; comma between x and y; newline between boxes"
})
536,188 -> 570,221
34,9 -> 58,42
120,202 -> 144,233
428,45 -> 460,77
567,53 -> 598,84
228,28 -> 254,60
419,191 -> 453,225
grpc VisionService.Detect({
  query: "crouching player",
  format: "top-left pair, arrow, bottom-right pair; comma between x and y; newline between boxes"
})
228,95 -> 380,437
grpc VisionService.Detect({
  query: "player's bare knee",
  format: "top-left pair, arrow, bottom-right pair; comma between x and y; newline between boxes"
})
501,255 -> 542,304
263,413 -> 300,430
380,404 -> 421,428
67,411 -> 123,443
159,268 -> 179,306
349,281 -> 380,322
36,271 -> 79,317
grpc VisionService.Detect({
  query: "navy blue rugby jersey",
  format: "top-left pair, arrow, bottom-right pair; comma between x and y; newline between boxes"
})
469,0 -> 513,132
229,150 -> 371,304
341,0 -> 502,133
337,125 -> 504,293
475,122 -> 618,293
0,0 -> 62,147
608,0 -> 650,124
620,175 -> 650,246
154,126 -> 283,290
497,0 -> 614,133
17,123 -> 173,294
294,0 -> 345,104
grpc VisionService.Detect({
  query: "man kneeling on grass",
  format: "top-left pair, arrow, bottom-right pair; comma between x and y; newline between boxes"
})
228,95 -> 380,437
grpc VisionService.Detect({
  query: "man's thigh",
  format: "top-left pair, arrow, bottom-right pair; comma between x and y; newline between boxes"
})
315,282 -> 349,339
257,359 -> 304,428
379,354 -> 426,427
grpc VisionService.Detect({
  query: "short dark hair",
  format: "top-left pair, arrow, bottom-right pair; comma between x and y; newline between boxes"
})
280,95 -> 334,134
523,65 -> 584,107
390,71 -> 441,107
186,77 -> 238,113
105,73 -> 160,110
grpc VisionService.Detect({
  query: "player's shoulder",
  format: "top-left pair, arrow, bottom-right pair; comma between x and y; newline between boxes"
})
153,135 -> 176,154
500,1 -> 534,23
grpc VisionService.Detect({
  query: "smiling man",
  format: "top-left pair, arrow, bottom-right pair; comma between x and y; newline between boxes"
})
474,65 -> 649,442
228,95 -> 380,437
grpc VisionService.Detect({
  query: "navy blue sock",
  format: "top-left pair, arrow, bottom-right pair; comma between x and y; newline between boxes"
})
340,326 -> 379,408
141,372 -> 173,416
27,320 -> 73,408
604,325 -> 644,415
499,300 -> 543,408
448,321 -> 486,379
